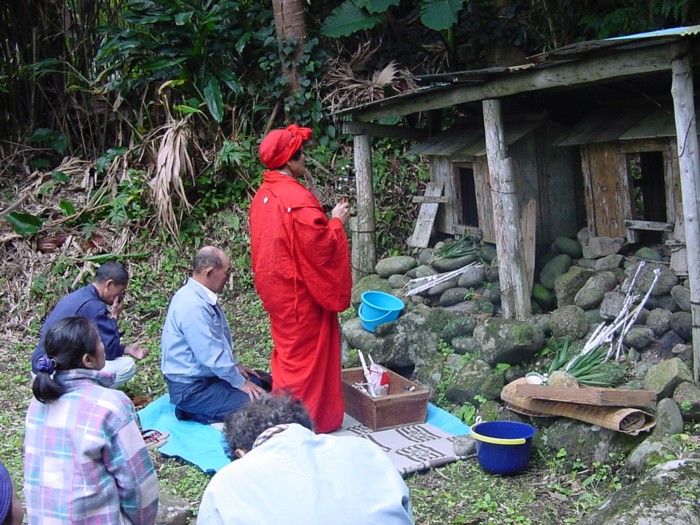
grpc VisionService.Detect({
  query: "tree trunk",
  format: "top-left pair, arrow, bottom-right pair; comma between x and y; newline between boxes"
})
271,0 -> 308,93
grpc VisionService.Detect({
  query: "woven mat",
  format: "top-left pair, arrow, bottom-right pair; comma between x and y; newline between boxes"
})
333,413 -> 464,475
139,395 -> 468,474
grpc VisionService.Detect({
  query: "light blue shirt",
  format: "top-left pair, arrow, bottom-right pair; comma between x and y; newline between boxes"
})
161,278 -> 245,389
197,424 -> 415,525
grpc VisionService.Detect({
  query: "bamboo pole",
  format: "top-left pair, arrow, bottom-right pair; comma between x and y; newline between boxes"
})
352,134 -> 377,282
482,99 -> 531,320
671,43 -> 700,383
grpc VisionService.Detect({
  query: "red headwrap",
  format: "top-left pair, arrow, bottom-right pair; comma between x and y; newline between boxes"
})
259,124 -> 312,169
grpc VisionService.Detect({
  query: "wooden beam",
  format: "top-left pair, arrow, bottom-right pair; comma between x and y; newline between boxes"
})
352,135 -> 377,281
453,224 -> 483,237
515,384 -> 657,407
352,43 -> 679,122
624,219 -> 673,231
483,99 -> 531,320
411,195 -> 449,204
671,42 -> 700,383
341,121 -> 427,140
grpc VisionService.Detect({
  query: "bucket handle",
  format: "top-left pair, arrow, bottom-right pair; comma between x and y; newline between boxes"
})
470,430 -> 526,446
358,302 -> 393,323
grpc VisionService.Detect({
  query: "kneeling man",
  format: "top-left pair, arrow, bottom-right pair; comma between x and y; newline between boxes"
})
161,246 -> 266,423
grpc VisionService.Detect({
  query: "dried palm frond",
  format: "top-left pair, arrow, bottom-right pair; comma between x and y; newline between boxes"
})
320,43 -> 418,113
150,117 -> 194,241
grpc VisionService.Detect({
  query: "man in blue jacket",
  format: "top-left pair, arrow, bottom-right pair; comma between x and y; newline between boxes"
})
31,260 -> 147,388
161,246 -> 266,424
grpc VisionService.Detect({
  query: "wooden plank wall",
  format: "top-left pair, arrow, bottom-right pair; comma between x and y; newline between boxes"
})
431,156 -> 458,234
580,142 -> 632,238
536,125 -> 581,241
474,155 -> 496,243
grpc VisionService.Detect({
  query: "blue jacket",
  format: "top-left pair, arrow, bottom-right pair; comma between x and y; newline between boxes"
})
32,284 -> 124,372
160,279 -> 245,389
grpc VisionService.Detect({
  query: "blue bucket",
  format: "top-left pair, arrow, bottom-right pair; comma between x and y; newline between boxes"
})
470,421 -> 536,475
358,303 -> 395,333
359,291 -> 404,332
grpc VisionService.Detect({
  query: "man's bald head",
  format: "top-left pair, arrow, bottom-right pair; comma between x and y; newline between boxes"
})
193,246 -> 226,274
192,247 -> 231,294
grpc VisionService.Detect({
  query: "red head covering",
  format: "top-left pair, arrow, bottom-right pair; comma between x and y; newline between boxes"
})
259,124 -> 312,169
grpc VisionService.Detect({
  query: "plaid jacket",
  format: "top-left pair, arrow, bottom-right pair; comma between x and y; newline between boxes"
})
24,369 -> 158,524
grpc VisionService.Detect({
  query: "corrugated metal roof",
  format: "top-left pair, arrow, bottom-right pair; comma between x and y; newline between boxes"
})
556,103 -> 699,146
409,119 -> 542,156
556,108 -> 651,146
336,26 -> 700,119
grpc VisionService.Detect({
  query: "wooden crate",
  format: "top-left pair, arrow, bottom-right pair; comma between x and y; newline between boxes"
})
341,367 -> 430,431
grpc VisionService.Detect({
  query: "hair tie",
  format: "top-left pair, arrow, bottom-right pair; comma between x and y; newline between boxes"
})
36,355 -> 57,374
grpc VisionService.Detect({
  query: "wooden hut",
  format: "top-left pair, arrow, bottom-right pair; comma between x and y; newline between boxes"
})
336,26 -> 700,379
557,104 -> 691,274
408,116 -> 583,249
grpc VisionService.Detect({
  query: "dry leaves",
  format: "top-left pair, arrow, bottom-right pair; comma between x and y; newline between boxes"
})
150,117 -> 194,241
320,42 -> 418,113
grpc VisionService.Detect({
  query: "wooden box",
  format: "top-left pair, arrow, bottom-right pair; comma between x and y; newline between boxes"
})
341,367 -> 430,431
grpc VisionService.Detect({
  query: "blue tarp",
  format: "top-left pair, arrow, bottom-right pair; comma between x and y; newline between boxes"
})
138,394 -> 470,473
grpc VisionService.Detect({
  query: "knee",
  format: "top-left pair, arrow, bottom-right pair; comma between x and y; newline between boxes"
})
113,357 -> 137,389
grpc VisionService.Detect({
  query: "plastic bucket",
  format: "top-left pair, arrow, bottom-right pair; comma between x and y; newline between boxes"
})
470,420 -> 536,475
358,303 -> 394,333
360,291 -> 404,318
359,291 -> 404,332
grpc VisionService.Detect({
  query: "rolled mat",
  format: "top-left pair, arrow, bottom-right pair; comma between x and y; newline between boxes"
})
501,378 -> 656,435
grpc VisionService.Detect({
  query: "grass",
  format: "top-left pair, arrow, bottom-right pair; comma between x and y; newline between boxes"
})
0,277 -> 623,524
0,225 -> 686,524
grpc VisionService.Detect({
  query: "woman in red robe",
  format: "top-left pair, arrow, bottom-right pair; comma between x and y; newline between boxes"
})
249,124 -> 352,433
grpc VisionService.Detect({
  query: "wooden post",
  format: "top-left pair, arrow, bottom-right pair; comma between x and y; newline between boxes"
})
671,43 -> 700,383
483,99 -> 532,320
352,134 -> 377,282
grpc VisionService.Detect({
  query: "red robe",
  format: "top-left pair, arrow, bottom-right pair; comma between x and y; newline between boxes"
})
249,171 -> 352,433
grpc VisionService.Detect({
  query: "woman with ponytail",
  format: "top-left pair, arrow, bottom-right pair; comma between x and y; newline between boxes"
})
24,316 -> 159,524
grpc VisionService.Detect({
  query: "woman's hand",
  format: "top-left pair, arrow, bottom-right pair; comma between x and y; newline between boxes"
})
331,201 -> 351,225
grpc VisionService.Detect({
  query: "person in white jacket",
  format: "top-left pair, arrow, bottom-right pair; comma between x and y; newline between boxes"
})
197,394 -> 415,525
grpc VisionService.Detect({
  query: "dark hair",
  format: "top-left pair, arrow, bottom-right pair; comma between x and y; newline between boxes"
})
94,260 -> 129,285
223,393 -> 314,458
32,317 -> 101,403
273,148 -> 302,170
192,247 -> 224,274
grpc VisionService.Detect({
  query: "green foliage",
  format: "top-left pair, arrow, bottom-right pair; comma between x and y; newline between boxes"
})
544,338 -> 615,387
420,0 -> 465,31
258,36 -> 332,139
4,212 -> 44,235
434,235 -> 479,259
580,0 -> 695,39
27,128 -> 69,154
547,338 -> 572,375
109,170 -> 153,226
320,0 -> 385,37
322,0 -> 466,37
455,403 -> 477,425
95,0 -> 271,123
437,339 -> 454,355
370,140 -> 430,256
